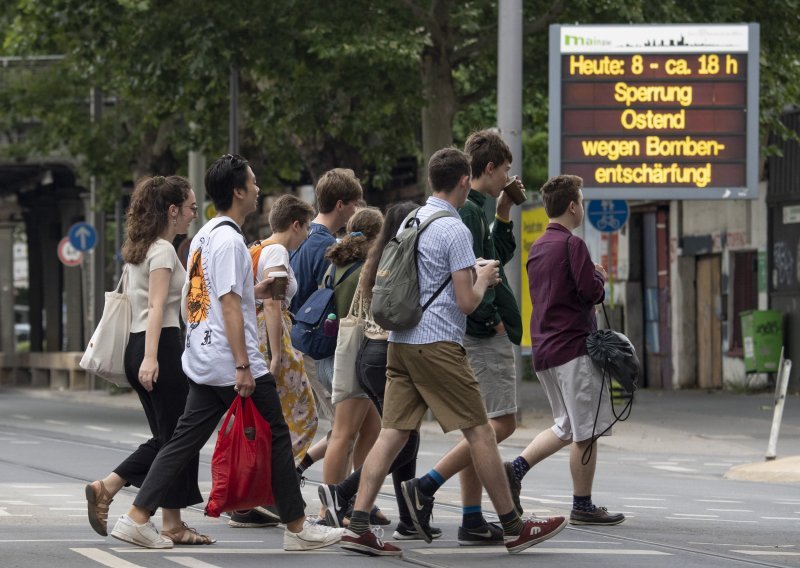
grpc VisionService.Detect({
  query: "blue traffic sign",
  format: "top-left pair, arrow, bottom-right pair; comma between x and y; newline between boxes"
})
586,200 -> 629,233
68,222 -> 98,251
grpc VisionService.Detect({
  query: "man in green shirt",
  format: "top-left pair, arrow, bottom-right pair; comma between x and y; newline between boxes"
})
403,130 -> 525,546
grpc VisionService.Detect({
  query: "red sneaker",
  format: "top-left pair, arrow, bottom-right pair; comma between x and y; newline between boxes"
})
340,528 -> 402,557
504,516 -> 567,554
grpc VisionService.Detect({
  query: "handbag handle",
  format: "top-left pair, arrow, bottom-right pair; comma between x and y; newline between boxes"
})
218,395 -> 245,437
114,265 -> 130,294
346,271 -> 369,322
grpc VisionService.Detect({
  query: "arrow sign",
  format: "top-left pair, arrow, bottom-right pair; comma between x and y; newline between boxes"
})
68,222 -> 97,251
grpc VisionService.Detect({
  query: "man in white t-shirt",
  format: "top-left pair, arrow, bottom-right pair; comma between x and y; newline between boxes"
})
110,154 -> 344,551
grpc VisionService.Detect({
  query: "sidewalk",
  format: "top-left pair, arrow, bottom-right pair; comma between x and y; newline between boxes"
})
15,380 -> 800,484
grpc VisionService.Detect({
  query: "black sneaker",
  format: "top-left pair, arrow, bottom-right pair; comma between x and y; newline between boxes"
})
228,509 -> 280,528
370,506 -> 391,526
400,478 -> 434,544
457,522 -> 504,546
253,505 -> 281,522
503,461 -> 524,517
392,520 -> 442,541
318,484 -> 347,528
570,506 -> 625,525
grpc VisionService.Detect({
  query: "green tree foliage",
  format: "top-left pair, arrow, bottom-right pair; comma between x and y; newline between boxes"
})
1,0 -> 798,202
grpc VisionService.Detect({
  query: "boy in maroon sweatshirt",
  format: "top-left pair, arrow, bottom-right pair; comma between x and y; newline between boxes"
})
506,174 -> 625,526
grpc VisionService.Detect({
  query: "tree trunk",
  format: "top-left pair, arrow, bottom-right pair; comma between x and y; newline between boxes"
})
420,0 -> 457,195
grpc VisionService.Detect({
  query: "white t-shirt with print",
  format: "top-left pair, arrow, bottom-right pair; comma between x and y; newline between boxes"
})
181,217 -> 269,386
256,242 -> 298,308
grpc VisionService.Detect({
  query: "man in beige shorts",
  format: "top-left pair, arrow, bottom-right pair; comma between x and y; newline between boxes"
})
336,148 -> 567,557
396,131 -> 526,547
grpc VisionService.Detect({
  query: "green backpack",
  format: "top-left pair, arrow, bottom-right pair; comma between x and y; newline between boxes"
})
371,208 -> 455,331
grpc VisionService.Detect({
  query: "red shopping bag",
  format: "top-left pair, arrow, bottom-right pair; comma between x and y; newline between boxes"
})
205,395 -> 274,517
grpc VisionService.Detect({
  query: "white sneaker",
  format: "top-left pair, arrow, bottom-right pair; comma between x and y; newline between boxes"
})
283,520 -> 345,551
110,515 -> 174,549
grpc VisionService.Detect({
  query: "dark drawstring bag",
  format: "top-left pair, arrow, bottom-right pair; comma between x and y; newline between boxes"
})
585,327 -> 640,395
565,236 -> 639,464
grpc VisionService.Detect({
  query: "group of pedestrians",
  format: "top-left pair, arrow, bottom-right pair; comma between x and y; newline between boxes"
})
83,129 -> 624,557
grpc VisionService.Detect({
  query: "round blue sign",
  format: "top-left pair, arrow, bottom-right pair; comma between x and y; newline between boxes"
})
586,200 -> 629,233
68,222 -> 98,251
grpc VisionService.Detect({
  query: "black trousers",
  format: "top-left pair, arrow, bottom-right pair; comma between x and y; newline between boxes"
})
133,375 -> 306,523
356,336 -> 419,524
117,328 -> 202,509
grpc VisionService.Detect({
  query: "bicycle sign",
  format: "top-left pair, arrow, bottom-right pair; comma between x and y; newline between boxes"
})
586,200 -> 629,233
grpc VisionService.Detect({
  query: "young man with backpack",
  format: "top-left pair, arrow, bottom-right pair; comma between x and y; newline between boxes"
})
338,147 -> 566,557
289,168 -> 363,408
397,131 -> 527,546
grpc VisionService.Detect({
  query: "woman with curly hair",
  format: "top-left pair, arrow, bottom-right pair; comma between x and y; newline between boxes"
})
85,175 -> 213,545
319,207 -> 385,492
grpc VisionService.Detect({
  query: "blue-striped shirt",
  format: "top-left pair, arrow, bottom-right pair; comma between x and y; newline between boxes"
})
390,196 -> 476,345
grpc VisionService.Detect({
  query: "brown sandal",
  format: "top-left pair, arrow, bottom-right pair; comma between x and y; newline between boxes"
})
85,480 -> 114,537
161,522 -> 216,545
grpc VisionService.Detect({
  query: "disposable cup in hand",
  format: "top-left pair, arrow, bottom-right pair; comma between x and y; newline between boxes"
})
476,259 -> 500,287
502,176 -> 526,205
269,271 -> 289,300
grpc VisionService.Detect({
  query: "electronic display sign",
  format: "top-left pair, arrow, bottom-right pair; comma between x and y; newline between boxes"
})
549,24 -> 760,199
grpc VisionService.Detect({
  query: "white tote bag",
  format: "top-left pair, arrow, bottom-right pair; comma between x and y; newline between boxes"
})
331,284 -> 367,405
79,266 -> 131,387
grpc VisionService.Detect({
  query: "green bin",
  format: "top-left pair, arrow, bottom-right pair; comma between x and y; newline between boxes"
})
740,310 -> 783,372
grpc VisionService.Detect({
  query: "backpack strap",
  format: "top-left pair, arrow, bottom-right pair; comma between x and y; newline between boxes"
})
249,239 -> 279,282
188,219 -> 244,277
413,208 -> 457,312
323,260 -> 363,289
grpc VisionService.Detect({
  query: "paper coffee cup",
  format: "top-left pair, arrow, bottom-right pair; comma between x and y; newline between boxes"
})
503,177 -> 526,205
269,271 -> 289,300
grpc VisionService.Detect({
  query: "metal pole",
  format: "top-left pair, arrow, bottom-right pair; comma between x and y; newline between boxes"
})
498,0 -> 524,385
766,353 -> 791,460
188,151 -> 206,237
229,68 -> 239,155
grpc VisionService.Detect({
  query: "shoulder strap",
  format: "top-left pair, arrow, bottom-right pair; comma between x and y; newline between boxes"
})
334,261 -> 363,288
323,260 -> 363,289
249,239 -> 279,281
417,209 -> 455,232
414,209 -> 455,312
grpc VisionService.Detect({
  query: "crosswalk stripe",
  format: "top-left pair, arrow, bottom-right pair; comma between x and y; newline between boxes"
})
733,550 -> 800,557
413,548 -> 671,555
71,548 -> 147,568
167,557 -> 222,568
114,547 -> 339,555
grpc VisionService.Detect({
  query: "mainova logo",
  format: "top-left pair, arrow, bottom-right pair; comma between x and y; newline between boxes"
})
564,34 -> 612,47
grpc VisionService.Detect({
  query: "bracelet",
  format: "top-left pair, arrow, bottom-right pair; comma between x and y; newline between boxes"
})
235,362 -> 251,370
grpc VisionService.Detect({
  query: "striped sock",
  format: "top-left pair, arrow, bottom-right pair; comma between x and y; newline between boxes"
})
348,510 -> 371,535
499,510 -> 524,536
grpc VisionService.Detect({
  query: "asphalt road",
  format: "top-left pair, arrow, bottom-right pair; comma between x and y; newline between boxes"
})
0,389 -> 798,568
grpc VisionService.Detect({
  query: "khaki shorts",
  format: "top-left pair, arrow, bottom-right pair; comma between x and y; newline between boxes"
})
463,333 -> 517,418
536,354 -> 613,442
382,341 -> 488,433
